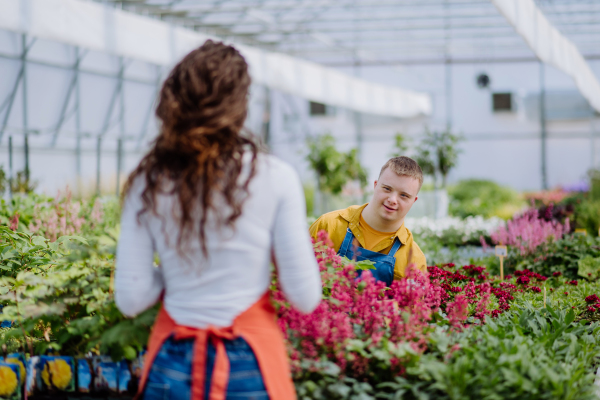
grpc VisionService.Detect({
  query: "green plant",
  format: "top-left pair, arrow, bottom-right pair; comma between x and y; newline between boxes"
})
389,132 -> 410,158
588,168 -> 600,201
0,228 -> 155,361
11,170 -> 37,194
448,179 -> 523,219
505,234 -> 600,279
573,198 -> 600,235
303,184 -> 315,217
294,282 -> 600,400
0,165 -> 7,195
414,128 -> 463,188
306,134 -> 367,195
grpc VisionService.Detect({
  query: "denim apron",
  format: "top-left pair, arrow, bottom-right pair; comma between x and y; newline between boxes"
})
337,228 -> 402,286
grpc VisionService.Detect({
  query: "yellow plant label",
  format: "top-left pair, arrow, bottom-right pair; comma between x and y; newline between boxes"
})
574,229 -> 587,236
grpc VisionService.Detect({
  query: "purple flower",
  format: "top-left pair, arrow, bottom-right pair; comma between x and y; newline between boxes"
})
560,181 -> 589,193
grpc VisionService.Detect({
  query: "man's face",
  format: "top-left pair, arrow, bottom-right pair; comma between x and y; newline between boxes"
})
370,168 -> 420,224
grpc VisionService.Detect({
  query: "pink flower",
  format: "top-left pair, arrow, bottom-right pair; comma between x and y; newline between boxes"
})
447,295 -> 469,328
491,209 -> 568,255
9,213 -> 19,231
275,235 -> 511,377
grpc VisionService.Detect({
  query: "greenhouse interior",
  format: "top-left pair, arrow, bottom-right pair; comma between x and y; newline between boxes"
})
1,0 -> 600,398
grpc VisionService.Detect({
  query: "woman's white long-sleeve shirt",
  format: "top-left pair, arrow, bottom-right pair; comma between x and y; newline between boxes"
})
115,154 -> 322,328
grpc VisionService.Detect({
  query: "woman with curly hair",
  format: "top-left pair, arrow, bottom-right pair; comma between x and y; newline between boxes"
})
115,40 -> 321,400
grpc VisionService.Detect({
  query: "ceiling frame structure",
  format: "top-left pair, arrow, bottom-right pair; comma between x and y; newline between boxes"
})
97,0 -> 600,66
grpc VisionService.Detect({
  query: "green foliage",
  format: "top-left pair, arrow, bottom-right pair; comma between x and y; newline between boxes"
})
0,165 -> 7,195
422,305 -> 600,400
340,256 -> 375,271
506,234 -> 600,279
295,285 -> 600,400
578,256 -> 600,281
414,128 -> 463,188
588,168 -> 600,201
0,227 -> 154,361
573,198 -> 600,236
389,132 -> 410,158
1,191 -> 600,398
11,170 -> 37,194
304,184 -> 315,217
448,179 -> 524,219
306,134 -> 368,195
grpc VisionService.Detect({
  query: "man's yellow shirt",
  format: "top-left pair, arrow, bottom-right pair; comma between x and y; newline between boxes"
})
309,204 -> 427,280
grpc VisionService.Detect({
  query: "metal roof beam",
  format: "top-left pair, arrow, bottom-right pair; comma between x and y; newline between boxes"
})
224,20 -> 600,37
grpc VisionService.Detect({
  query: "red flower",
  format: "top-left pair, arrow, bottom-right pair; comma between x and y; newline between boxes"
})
585,294 -> 600,304
516,276 -> 530,285
564,292 -> 569,296
552,271 -> 562,277
568,280 -> 578,286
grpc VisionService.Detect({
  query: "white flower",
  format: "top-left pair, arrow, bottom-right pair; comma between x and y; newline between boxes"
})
405,216 -> 505,242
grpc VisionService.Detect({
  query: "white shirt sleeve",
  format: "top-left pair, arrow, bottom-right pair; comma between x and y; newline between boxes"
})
115,188 -> 164,317
272,166 -> 322,313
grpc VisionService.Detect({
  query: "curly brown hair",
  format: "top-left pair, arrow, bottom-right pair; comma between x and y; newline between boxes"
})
125,40 -> 258,256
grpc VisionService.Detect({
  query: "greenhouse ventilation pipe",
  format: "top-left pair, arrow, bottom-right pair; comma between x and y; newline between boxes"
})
8,135 -> 12,199
75,47 -> 82,194
24,134 -> 29,183
96,137 -> 102,196
261,86 -> 271,147
539,62 -> 548,191
116,138 -> 123,197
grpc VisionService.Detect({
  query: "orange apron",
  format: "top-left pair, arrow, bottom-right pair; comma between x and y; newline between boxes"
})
136,293 -> 297,400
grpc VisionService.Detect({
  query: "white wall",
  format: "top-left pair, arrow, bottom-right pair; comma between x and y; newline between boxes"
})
285,60 -> 600,191
0,27 -> 599,196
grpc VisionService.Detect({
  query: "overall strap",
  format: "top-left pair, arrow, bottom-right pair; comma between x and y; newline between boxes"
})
387,237 -> 402,256
338,227 -> 355,254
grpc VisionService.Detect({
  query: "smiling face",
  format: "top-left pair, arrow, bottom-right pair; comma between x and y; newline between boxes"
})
370,167 -> 420,227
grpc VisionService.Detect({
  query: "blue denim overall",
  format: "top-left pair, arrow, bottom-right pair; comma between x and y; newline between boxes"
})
337,228 -> 402,286
144,336 -> 268,400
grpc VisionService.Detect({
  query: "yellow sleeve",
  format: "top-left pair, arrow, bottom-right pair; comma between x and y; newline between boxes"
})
393,240 -> 427,280
309,216 -> 327,241
411,241 -> 427,272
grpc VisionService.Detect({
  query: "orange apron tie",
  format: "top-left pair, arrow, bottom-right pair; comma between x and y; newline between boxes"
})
136,292 -> 297,400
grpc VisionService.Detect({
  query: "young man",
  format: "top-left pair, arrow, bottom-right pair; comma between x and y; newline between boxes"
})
310,156 -> 426,284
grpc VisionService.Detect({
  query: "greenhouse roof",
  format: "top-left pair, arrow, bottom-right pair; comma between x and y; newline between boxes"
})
99,0 -> 600,66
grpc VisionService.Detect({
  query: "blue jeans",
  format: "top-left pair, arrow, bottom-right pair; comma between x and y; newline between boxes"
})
143,335 -> 269,400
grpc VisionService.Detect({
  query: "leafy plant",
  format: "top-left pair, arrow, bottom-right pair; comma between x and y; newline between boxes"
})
0,228 -> 155,361
0,165 -> 7,195
389,132 -> 410,158
306,134 -> 368,196
504,234 -> 600,279
448,179 -> 523,219
11,170 -> 37,194
414,128 -> 463,188
578,256 -> 600,281
573,197 -> 600,236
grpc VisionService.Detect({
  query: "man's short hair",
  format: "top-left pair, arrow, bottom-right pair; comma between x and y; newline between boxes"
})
379,156 -> 423,189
